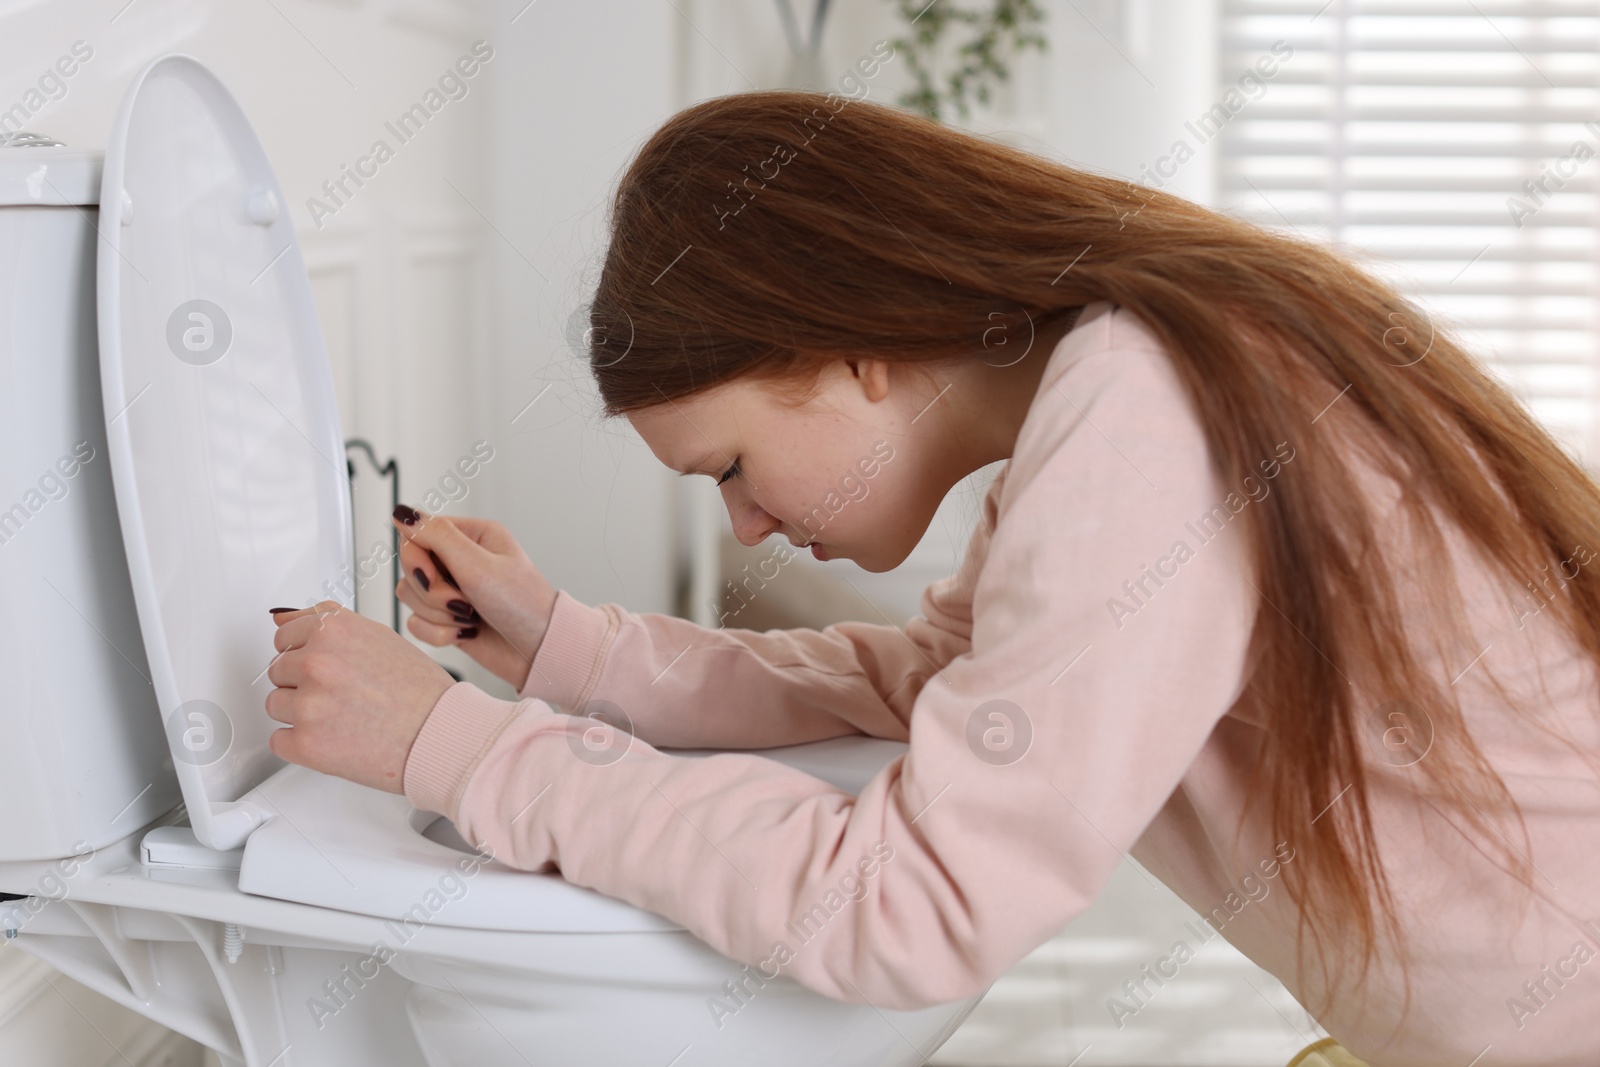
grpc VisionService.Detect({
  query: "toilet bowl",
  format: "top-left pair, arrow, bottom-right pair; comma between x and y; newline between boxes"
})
1,741 -> 980,1067
0,56 -> 984,1066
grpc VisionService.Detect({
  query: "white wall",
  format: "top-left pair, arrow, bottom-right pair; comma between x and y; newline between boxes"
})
478,0 -> 682,620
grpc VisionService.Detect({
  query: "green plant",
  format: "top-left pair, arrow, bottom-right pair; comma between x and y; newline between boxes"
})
888,0 -> 1048,123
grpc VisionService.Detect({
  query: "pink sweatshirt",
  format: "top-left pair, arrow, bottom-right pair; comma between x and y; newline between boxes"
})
403,302 -> 1600,1066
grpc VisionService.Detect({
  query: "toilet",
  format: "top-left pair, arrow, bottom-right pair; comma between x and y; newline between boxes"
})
0,56 -> 983,1067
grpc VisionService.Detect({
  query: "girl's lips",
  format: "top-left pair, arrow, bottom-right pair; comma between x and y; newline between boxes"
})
811,542 -> 826,561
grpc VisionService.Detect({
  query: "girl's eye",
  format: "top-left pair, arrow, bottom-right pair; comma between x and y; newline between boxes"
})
716,461 -> 740,486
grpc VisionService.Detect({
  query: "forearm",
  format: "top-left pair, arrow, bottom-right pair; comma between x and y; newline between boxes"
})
517,589 -> 964,749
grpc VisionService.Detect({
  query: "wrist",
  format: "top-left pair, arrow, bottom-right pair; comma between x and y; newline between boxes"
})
500,581 -> 559,692
402,681 -> 529,816
517,590 -> 615,705
527,581 -> 559,653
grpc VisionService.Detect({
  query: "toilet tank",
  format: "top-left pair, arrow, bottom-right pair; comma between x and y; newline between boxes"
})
0,135 -> 180,860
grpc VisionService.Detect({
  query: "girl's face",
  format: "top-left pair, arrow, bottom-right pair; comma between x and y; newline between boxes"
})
626,359 -> 955,572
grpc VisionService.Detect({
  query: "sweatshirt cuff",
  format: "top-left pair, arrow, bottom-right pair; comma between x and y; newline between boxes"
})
404,681 -> 531,817
517,589 -> 616,709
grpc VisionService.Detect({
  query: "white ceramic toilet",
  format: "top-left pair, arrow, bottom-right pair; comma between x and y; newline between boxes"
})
0,56 -> 983,1067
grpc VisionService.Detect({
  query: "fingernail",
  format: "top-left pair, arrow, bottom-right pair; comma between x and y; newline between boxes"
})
268,606 -> 296,614
446,598 -> 473,615
393,503 -> 420,526
429,549 -> 460,590
413,567 -> 431,592
456,626 -> 478,640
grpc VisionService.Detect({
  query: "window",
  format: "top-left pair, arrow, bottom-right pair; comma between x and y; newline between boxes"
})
1217,0 -> 1600,468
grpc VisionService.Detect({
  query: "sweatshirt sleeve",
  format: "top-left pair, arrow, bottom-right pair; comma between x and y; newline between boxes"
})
402,312 -> 1260,1010
508,501 -> 996,750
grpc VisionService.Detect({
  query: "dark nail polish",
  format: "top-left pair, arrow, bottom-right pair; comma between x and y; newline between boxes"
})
412,567 -> 431,592
393,503 -> 420,525
268,606 -> 296,614
428,549 -> 460,590
446,599 -> 473,615
456,626 -> 478,640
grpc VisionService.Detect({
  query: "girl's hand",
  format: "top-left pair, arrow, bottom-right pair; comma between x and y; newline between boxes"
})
391,505 -> 559,691
265,602 -> 455,793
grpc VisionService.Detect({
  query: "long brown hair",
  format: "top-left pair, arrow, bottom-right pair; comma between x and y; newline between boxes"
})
583,90 -> 1600,1010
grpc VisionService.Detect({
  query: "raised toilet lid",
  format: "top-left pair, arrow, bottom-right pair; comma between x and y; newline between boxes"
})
91,55 -> 679,933
97,55 -> 351,851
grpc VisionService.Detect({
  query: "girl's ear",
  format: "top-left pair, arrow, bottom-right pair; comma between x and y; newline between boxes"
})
846,358 -> 893,403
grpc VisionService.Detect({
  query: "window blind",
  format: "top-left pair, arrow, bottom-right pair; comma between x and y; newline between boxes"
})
1216,0 -> 1600,468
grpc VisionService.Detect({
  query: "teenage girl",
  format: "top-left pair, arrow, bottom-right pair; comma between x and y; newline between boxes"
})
265,91 -> 1600,1066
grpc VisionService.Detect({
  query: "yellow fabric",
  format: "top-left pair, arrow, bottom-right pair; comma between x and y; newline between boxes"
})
1286,1038 -> 1373,1067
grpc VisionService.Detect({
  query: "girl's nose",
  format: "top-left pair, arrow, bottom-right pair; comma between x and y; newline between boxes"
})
723,493 -> 780,548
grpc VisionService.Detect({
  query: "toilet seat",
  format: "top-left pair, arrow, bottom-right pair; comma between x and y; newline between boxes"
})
233,762 -> 680,934
229,733 -> 909,933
